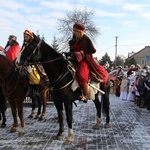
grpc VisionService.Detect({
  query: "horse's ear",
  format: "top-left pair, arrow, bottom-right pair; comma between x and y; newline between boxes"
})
33,33 -> 36,38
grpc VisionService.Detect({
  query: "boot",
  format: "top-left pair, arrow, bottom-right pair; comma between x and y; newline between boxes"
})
80,83 -> 89,103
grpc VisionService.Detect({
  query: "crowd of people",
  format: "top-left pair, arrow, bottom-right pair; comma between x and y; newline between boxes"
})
114,64 -> 150,111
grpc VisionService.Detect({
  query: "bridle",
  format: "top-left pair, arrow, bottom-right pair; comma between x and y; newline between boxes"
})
20,39 -> 74,91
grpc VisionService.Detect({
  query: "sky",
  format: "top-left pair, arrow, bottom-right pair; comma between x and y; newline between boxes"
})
0,0 -> 150,60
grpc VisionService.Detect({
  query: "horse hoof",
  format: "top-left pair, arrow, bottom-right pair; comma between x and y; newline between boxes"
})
64,139 -> 72,145
10,128 -> 17,132
104,123 -> 109,128
93,124 -> 100,129
39,116 -> 44,121
18,132 -> 25,136
28,114 -> 34,118
56,135 -> 63,141
1,124 -> 6,128
34,115 -> 40,119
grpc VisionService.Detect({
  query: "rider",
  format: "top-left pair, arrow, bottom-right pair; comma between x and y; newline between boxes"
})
67,23 -> 108,102
1,35 -> 20,61
21,30 -> 41,97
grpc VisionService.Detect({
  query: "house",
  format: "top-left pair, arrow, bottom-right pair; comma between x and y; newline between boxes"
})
126,46 -> 150,67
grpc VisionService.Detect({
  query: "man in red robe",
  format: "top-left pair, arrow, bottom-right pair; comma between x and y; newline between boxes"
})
1,35 -> 20,61
68,23 -> 108,102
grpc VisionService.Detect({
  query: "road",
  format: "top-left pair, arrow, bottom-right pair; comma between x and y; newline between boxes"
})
0,94 -> 150,150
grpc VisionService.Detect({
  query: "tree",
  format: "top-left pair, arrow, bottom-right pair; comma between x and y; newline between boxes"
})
124,57 -> 136,67
57,8 -> 100,51
51,35 -> 59,51
113,56 -> 124,68
99,52 -> 112,66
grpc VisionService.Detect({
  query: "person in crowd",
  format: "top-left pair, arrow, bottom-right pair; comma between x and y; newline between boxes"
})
127,72 -> 136,101
137,73 -> 147,108
144,72 -> 150,110
0,35 -> 20,61
67,22 -> 108,102
115,66 -> 124,97
119,74 -> 128,100
127,64 -> 135,77
134,72 -> 141,106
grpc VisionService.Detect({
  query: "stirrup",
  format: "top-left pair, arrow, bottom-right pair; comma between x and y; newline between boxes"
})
79,96 -> 88,103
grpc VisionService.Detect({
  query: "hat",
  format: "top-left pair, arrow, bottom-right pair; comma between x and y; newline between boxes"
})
8,35 -> 17,41
24,30 -> 33,38
73,23 -> 85,31
118,65 -> 122,69
141,72 -> 146,77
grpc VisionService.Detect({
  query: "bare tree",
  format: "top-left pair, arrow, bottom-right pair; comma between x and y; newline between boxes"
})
57,8 -> 100,52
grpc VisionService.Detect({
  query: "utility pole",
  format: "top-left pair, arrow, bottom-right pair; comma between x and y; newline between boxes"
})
115,36 -> 118,68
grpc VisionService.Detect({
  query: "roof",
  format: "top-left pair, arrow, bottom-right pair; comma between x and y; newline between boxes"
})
126,46 -> 150,60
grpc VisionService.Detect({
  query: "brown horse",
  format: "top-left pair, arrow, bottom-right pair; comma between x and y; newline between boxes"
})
0,54 -> 48,135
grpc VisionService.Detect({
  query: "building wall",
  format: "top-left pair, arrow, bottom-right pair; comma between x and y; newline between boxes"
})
128,46 -> 150,67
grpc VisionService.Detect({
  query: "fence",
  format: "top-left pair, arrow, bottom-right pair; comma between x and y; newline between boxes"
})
24,90 -> 53,103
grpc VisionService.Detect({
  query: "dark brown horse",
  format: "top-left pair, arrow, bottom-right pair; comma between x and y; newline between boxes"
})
0,85 -> 7,128
0,54 -> 48,135
15,33 -> 110,144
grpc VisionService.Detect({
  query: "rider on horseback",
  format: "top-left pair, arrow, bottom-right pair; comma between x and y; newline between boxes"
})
67,23 -> 108,103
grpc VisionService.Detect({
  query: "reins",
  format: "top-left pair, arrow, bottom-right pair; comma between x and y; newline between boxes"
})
21,39 -> 74,91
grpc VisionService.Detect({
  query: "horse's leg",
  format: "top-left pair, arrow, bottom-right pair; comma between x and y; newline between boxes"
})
34,97 -> 41,119
1,109 -> 6,128
63,101 -> 74,145
9,99 -> 18,132
92,93 -> 102,129
39,88 -> 48,121
53,101 -> 64,141
102,87 -> 110,128
0,99 -> 7,128
28,97 -> 35,118
17,99 -> 25,136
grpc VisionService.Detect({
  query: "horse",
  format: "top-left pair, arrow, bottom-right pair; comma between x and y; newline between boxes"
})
0,85 -> 7,128
0,54 -> 48,135
15,33 -> 110,144
27,81 -> 49,120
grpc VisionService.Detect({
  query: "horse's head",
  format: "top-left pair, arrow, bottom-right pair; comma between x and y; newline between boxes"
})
15,33 -> 42,67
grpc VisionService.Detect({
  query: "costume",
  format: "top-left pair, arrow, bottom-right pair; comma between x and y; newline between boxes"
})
119,75 -> 128,100
115,66 -> 124,97
2,35 -> 20,61
127,73 -> 136,101
69,33 -> 108,87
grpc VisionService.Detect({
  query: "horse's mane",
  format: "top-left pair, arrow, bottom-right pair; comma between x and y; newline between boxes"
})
33,33 -> 62,57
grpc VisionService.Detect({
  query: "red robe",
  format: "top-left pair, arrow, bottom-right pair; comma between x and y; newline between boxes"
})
70,34 -> 108,87
6,44 -> 20,61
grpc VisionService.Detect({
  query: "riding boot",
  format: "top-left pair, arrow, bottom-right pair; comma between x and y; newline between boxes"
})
80,83 -> 89,103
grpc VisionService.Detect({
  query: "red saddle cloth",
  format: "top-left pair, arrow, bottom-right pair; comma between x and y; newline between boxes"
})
86,54 -> 108,87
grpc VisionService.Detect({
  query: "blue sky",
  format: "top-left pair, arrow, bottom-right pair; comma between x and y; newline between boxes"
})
0,0 -> 150,60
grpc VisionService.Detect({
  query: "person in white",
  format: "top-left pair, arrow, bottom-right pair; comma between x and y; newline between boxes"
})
119,74 -> 128,100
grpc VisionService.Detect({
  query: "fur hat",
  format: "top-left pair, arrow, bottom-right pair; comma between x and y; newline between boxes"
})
24,30 -> 33,38
8,35 -> 17,41
73,23 -> 85,31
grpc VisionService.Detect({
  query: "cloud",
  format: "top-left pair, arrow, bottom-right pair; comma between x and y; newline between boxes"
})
123,3 -> 147,13
96,9 -> 126,18
121,21 -> 137,27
